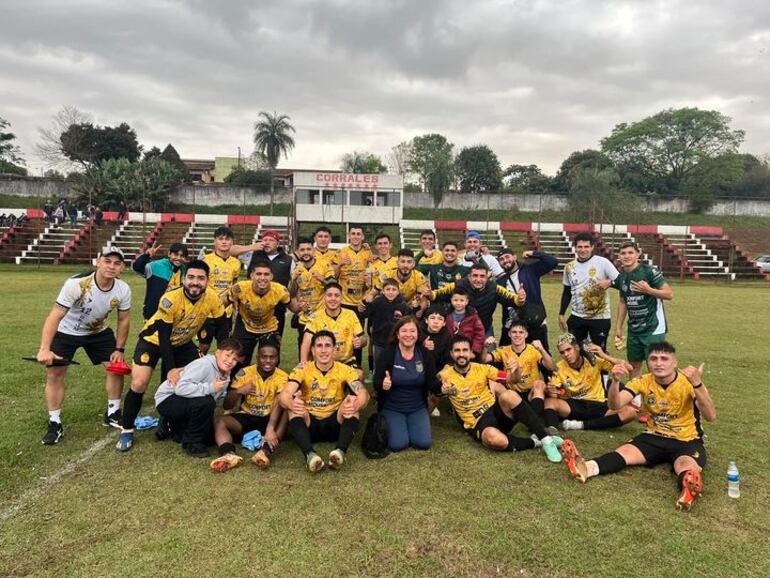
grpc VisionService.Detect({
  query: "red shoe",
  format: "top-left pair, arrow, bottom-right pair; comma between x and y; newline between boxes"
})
676,469 -> 703,511
561,439 -> 587,483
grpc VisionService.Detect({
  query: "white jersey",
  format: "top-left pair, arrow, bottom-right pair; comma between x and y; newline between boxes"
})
562,255 -> 619,320
55,272 -> 132,336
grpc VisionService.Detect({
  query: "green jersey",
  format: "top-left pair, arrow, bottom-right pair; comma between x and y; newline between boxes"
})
427,262 -> 463,289
613,264 -> 667,335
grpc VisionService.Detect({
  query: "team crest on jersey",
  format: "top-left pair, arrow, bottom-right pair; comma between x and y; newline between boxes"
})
110,298 -> 120,309
415,361 -> 424,373
161,298 -> 173,309
647,395 -> 656,406
199,329 -> 207,339
311,379 -> 318,390
140,352 -> 150,363
588,267 -> 597,278
214,267 -> 220,275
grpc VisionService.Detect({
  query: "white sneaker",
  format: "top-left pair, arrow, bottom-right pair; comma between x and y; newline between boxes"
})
430,408 -> 441,417
562,419 -> 584,431
328,448 -> 345,470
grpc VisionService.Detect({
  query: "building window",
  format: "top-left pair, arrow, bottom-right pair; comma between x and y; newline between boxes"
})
378,191 -> 401,207
349,191 -> 374,206
323,190 -> 345,205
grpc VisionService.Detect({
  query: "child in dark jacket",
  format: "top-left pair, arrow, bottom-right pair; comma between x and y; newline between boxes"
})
421,304 -> 452,369
364,278 -> 413,366
444,287 -> 485,359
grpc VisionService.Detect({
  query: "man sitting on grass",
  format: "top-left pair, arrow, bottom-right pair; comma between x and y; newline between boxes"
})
437,336 -> 563,462
210,337 -> 288,472
154,338 -> 243,458
561,342 -> 716,511
281,330 -> 369,473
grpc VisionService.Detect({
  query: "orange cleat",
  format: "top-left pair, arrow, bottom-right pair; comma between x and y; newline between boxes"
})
676,469 -> 703,511
561,439 -> 588,483
209,453 -> 243,473
251,449 -> 271,469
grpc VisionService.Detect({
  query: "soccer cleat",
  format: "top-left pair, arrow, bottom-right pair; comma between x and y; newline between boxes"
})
116,431 -> 134,452
551,435 -> 564,449
561,439 -> 588,482
210,453 -> 244,473
544,425 -> 561,437
251,449 -> 271,469
306,451 -> 325,473
676,469 -> 703,512
155,419 -> 173,441
103,409 -> 122,429
562,419 -> 584,431
328,448 -> 345,470
42,421 -> 63,445
183,443 -> 209,458
541,438 -> 562,463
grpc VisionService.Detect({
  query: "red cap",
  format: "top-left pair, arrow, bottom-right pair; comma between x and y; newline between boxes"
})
261,230 -> 281,242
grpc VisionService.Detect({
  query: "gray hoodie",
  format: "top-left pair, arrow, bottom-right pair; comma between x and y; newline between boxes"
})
154,355 -> 230,407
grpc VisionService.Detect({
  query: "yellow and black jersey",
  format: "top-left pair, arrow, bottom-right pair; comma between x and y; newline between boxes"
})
438,363 -> 498,430
334,246 -> 373,306
491,344 -> 543,392
141,287 -> 225,346
622,372 -> 702,441
288,361 -> 360,418
374,268 -> 429,302
167,269 -> 183,291
231,365 -> 288,417
416,250 -> 443,268
314,248 -> 337,270
304,308 -> 364,364
229,281 -> 290,334
551,357 -> 613,403
204,252 -> 241,295
291,260 -> 335,325
370,256 -> 397,283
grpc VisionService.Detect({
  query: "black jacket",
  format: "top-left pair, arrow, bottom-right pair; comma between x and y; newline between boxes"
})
364,294 -> 413,347
420,325 -> 452,369
248,248 -> 293,287
373,343 -> 440,411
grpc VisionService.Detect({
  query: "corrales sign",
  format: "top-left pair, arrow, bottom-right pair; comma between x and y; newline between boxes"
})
292,171 -> 403,190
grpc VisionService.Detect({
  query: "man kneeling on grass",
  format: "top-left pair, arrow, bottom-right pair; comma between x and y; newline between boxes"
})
437,335 -> 563,462
280,330 -> 369,473
154,338 -> 242,458
562,341 -> 716,511
210,337 -> 288,472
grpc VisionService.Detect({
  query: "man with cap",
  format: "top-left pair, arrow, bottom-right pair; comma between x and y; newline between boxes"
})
459,231 -> 504,278
497,247 -> 558,350
36,246 -> 132,445
132,242 -> 189,319
247,229 -> 293,337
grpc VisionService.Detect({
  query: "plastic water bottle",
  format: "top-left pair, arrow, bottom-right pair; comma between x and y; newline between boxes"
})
727,460 -> 740,498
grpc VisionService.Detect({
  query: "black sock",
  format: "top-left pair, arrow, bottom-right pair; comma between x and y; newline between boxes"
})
513,402 -> 547,439
260,442 -> 273,456
677,471 -> 687,491
595,451 -> 627,475
544,408 -> 561,427
121,389 -> 144,429
368,354 -> 374,372
584,414 -> 623,430
336,417 -> 359,452
218,442 -> 236,456
529,397 -> 544,416
505,435 -> 536,452
288,417 -> 314,457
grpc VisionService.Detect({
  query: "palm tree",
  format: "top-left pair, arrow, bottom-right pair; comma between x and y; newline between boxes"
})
253,111 -> 296,215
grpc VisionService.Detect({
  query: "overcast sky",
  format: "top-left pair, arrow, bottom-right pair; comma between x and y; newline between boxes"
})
2,0 -> 770,176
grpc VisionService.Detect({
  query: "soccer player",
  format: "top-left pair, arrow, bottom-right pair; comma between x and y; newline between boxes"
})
281,330 -> 370,472
437,336 -> 563,462
415,229 -> 443,274
36,247 -> 131,445
483,321 -> 555,415
367,248 -> 430,316
301,282 -> 366,370
117,260 -> 228,452
210,337 -> 288,471
558,232 -> 619,351
425,240 -> 464,290
132,242 -> 188,319
561,342 -> 716,511
543,334 -> 637,433
611,241 -> 674,377
334,225 -> 372,365
154,338 -> 242,458
497,247 -> 558,349
289,236 -> 336,352
313,225 -> 337,268
247,230 -> 294,338
459,231 -> 504,277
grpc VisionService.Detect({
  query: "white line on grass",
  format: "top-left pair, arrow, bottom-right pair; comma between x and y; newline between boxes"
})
1,436 -> 113,521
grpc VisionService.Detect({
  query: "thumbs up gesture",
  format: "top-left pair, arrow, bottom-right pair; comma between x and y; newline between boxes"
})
383,370 -> 392,391
681,362 -> 705,387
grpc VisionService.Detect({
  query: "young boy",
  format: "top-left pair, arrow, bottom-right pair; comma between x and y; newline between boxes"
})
154,338 -> 243,458
444,287 -> 485,359
421,304 -> 451,369
365,278 -> 413,366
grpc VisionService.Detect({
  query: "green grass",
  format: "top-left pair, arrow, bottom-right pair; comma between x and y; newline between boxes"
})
0,269 -> 768,577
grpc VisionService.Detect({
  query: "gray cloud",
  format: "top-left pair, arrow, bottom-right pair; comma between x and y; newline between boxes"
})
2,0 -> 770,175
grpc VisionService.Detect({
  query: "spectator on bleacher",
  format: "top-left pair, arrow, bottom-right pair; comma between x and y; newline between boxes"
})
53,205 -> 64,226
68,205 -> 79,227
0,213 -> 6,227
459,231 -> 504,278
117,200 -> 128,221
497,247 -> 558,351
132,242 -> 189,319
247,230 -> 293,338
94,207 -> 104,226
43,201 -> 54,223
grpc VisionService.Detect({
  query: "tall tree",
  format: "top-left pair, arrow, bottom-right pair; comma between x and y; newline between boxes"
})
387,141 -> 412,179
253,111 -> 295,215
503,164 -> 552,193
552,149 -> 613,192
454,145 -> 502,193
0,117 -> 26,175
60,122 -> 142,168
340,151 -> 387,174
160,144 -> 190,182
144,146 -> 162,160
408,133 -> 454,205
35,106 -> 93,171
601,107 -> 745,195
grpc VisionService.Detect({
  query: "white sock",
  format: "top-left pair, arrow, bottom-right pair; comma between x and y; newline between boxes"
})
586,460 -> 600,478
530,434 -> 542,448
107,399 -> 121,413
49,409 -> 62,424
563,419 -> 584,431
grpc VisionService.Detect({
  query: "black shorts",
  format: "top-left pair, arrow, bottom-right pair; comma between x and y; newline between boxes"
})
51,329 -> 116,365
308,414 -> 341,443
567,316 -> 611,350
471,401 -> 516,441
565,398 -> 608,420
229,413 -> 270,440
233,324 -> 280,364
132,339 -> 200,369
629,433 -> 707,470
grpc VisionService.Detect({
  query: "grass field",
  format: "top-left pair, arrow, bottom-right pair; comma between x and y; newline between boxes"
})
0,265 -> 768,577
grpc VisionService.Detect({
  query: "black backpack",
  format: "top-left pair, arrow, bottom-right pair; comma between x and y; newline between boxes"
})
361,413 -> 390,459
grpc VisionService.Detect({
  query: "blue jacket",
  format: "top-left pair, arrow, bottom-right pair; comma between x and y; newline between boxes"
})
497,251 -> 558,312
132,253 -> 186,319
